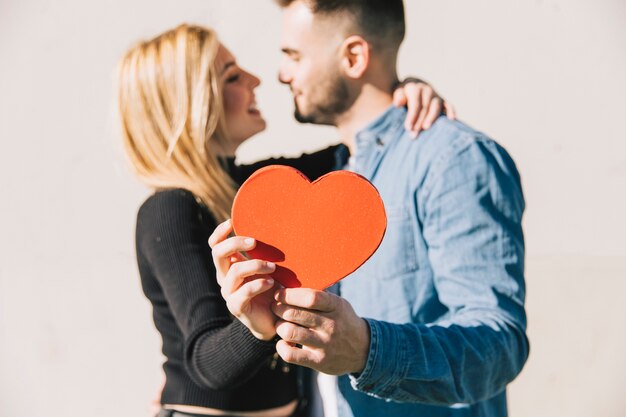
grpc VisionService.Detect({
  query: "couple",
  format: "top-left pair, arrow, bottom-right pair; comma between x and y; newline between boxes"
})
118,1 -> 528,417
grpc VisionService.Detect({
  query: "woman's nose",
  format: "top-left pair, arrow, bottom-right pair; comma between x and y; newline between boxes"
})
246,71 -> 261,89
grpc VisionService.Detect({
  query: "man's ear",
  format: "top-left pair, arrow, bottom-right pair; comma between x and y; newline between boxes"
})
340,36 -> 370,79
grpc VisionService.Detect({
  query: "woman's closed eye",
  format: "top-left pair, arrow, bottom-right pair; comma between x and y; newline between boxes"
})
226,72 -> 240,83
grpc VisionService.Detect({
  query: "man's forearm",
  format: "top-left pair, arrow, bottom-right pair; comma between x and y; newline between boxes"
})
350,315 -> 529,404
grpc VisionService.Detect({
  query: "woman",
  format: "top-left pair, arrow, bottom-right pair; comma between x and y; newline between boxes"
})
117,24 -> 452,417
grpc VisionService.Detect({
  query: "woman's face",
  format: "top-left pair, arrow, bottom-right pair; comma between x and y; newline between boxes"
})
216,44 -> 267,153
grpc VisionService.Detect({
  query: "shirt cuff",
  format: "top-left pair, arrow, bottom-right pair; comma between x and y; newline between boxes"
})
349,318 -> 407,397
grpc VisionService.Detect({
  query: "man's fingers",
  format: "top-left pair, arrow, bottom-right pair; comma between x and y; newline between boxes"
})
272,302 -> 324,328
274,288 -> 335,312
276,320 -> 325,347
211,236 -> 256,275
444,101 -> 457,120
276,339 -> 320,369
221,259 -> 276,294
208,219 -> 232,249
422,97 -> 443,130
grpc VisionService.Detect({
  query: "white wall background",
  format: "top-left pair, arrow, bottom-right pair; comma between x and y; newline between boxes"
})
1,1 -> 624,416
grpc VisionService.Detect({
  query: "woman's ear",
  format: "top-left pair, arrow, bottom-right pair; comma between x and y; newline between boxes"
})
339,35 -> 370,79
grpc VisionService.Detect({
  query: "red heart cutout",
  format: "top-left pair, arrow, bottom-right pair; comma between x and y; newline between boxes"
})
231,165 -> 387,289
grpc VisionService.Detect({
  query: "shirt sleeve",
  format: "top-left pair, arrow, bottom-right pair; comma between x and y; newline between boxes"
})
229,144 -> 342,184
136,189 -> 277,390
350,136 -> 529,405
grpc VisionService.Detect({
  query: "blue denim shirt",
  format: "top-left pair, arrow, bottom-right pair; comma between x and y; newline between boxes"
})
332,106 -> 528,417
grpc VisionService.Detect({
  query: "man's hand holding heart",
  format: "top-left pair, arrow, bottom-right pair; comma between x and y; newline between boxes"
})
272,287 -> 370,375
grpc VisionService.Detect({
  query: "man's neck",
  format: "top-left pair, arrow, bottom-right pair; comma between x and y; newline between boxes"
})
336,81 -> 396,156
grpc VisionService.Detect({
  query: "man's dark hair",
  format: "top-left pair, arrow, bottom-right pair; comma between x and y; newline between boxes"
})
276,0 -> 405,53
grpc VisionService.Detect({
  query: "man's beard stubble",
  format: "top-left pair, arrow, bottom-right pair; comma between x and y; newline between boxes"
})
293,72 -> 354,126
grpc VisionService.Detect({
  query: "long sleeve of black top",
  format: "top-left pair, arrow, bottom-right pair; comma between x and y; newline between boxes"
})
136,189 -> 278,390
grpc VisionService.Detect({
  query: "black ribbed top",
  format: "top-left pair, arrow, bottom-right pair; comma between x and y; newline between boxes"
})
135,145 -> 341,411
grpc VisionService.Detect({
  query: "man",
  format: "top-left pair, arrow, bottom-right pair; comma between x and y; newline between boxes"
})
210,1 -> 528,416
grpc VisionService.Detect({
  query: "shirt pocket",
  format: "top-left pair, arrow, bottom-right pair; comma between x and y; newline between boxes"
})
361,203 -> 419,280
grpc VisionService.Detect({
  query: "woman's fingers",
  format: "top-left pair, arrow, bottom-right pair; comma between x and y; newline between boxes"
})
220,259 -> 276,295
422,96 -> 443,130
395,79 -> 458,136
444,101 -> 457,120
403,83 -> 423,133
411,86 -> 434,135
211,236 -> 256,276
226,278 -> 276,316
392,87 -> 407,107
208,219 -> 233,249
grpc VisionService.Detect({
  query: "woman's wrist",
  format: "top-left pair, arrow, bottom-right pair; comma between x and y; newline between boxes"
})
252,329 -> 278,341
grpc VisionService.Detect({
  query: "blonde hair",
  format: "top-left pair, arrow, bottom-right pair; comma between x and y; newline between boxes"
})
117,24 -> 236,222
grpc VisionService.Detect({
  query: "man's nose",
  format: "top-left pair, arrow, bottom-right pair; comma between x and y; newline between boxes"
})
278,67 -> 291,85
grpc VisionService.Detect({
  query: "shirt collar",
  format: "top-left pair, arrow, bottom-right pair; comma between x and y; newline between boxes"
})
355,105 -> 406,151
333,105 -> 407,172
